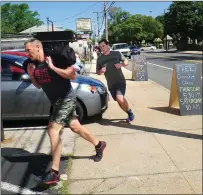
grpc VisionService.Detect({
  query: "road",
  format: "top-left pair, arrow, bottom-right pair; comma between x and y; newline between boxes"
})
127,51 -> 202,89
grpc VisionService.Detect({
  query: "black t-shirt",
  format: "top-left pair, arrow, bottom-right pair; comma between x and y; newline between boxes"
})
23,58 -> 75,104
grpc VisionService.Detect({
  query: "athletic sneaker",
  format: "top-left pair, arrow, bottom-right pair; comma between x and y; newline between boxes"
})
126,109 -> 135,122
41,169 -> 60,185
94,141 -> 106,162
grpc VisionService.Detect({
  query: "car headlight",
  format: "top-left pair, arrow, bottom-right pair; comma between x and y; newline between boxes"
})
96,86 -> 106,93
87,85 -> 106,94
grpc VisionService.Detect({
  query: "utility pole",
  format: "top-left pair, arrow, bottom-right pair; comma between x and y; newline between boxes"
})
93,21 -> 97,45
46,17 -> 49,31
164,9 -> 167,51
93,12 -> 100,37
51,21 -> 54,31
104,0 -> 108,41
46,17 -> 54,32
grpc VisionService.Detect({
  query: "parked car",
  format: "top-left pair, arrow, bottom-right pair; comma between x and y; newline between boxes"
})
140,45 -> 157,51
1,54 -> 108,122
73,62 -> 85,75
1,51 -> 85,75
2,50 -> 28,57
129,45 -> 141,58
111,43 -> 131,58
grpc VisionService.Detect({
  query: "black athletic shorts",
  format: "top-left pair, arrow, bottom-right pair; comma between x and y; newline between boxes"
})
109,83 -> 126,101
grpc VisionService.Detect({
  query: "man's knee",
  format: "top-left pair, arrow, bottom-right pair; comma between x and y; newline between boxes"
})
116,95 -> 124,104
69,118 -> 81,133
47,122 -> 63,137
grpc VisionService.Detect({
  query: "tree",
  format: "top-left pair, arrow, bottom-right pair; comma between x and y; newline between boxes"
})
155,15 -> 165,27
106,7 -> 163,44
64,29 -> 77,34
1,3 -> 43,33
165,1 -> 203,42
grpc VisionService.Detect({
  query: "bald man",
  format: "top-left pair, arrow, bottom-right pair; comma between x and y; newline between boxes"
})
23,39 -> 106,185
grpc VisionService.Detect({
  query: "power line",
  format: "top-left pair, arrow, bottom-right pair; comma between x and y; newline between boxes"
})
57,2 -> 100,22
106,1 -> 115,12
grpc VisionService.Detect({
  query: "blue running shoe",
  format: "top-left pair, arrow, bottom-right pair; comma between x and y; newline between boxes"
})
126,109 -> 135,123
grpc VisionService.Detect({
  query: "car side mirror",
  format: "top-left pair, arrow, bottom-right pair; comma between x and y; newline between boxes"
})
21,74 -> 31,82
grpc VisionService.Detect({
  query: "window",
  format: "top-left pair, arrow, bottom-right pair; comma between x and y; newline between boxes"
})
1,59 -> 25,81
114,44 -> 128,50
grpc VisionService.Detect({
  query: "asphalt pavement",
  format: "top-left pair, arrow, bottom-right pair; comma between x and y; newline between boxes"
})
127,51 -> 202,89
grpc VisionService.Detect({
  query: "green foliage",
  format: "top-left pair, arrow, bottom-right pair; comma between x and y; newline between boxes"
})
165,1 -> 203,41
107,7 -> 163,44
1,3 -> 43,33
64,28 -> 76,34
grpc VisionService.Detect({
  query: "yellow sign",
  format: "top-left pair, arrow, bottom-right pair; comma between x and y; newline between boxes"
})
169,66 -> 180,108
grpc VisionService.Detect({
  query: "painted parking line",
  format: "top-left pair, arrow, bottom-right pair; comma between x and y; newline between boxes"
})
147,62 -> 173,71
1,181 -> 48,194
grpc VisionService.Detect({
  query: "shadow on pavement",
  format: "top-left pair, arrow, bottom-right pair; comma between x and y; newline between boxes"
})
148,106 -> 180,116
1,148 -> 95,193
1,148 -> 65,193
3,119 -> 49,129
84,116 -> 202,140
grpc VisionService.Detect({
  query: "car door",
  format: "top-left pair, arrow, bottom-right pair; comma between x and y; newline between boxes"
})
1,59 -> 44,120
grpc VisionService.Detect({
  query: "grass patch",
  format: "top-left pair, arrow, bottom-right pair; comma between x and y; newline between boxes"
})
57,154 -> 73,195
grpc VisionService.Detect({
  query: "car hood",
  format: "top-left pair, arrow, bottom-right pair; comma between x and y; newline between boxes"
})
72,75 -> 105,88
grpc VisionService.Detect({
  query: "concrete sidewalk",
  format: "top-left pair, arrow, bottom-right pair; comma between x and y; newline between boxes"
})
69,62 -> 202,194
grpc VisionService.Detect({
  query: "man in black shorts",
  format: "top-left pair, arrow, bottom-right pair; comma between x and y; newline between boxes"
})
24,39 -> 106,185
96,39 -> 134,122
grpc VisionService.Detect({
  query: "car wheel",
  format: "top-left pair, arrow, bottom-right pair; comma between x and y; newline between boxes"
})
76,100 -> 85,122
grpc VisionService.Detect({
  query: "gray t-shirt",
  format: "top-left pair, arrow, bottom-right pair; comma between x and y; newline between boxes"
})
96,51 -> 126,89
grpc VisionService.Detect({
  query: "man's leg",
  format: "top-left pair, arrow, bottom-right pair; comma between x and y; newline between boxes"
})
69,117 -> 106,162
41,122 -> 63,185
116,95 -> 129,112
47,122 -> 63,171
114,84 -> 135,122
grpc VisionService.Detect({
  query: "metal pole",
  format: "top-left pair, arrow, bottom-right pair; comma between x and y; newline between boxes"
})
52,21 -> 54,31
164,9 -> 168,51
104,0 -> 108,41
93,12 -> 100,38
1,116 -> 5,142
47,17 -> 49,31
132,55 -> 135,80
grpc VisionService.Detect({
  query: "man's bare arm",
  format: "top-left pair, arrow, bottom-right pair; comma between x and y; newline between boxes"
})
30,75 -> 41,89
122,58 -> 128,67
46,56 -> 77,80
51,66 -> 77,80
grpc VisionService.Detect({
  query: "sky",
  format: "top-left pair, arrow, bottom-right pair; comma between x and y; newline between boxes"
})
3,1 -> 172,33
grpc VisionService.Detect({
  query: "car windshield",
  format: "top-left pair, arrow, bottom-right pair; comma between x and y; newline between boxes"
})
129,45 -> 139,49
113,44 -> 128,49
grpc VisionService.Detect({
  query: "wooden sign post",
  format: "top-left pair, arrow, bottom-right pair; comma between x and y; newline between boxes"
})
169,64 -> 202,115
131,55 -> 136,80
132,55 -> 148,81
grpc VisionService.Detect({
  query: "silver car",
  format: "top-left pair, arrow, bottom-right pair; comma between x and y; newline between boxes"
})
1,54 -> 108,121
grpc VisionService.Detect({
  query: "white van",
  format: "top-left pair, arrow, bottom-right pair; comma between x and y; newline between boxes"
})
111,43 -> 131,58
